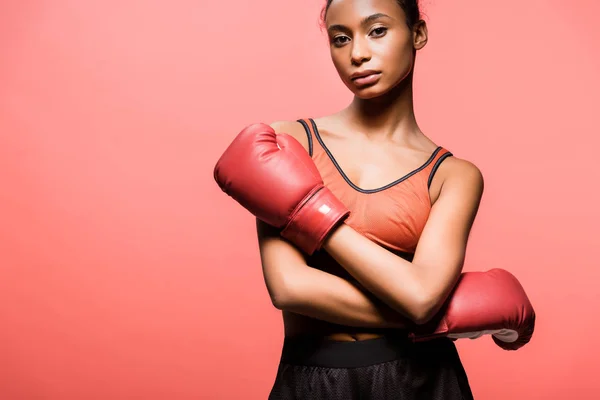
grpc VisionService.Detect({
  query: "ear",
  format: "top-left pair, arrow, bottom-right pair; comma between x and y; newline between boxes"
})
413,20 -> 428,50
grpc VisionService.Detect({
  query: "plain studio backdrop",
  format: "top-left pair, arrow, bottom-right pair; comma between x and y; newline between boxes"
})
1,1 -> 599,399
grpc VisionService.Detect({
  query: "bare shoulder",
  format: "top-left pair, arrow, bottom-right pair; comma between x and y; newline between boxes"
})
438,155 -> 485,200
269,120 -> 310,153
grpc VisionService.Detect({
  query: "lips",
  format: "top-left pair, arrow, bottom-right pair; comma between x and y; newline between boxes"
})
350,70 -> 381,80
350,70 -> 381,87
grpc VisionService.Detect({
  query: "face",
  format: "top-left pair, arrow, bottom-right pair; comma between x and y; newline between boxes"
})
325,0 -> 427,99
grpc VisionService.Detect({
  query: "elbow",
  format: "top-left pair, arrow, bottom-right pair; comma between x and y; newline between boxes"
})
408,294 -> 442,326
412,307 -> 436,326
270,291 -> 294,310
269,277 -> 300,311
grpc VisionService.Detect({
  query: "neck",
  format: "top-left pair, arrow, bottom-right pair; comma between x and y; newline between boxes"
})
343,71 -> 421,143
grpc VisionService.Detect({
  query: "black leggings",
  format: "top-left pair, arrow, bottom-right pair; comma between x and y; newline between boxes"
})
268,334 -> 474,400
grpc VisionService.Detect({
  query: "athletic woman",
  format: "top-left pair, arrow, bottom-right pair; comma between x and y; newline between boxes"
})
214,1 -> 535,398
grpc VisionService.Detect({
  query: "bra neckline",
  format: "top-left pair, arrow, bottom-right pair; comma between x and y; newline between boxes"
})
308,118 -> 443,194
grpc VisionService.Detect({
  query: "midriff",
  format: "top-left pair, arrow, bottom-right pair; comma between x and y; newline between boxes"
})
282,311 -> 404,341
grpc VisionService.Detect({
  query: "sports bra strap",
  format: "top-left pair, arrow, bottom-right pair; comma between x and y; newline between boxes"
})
296,119 -> 314,157
427,148 -> 453,189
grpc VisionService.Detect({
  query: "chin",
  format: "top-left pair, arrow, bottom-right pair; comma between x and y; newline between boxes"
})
351,83 -> 392,100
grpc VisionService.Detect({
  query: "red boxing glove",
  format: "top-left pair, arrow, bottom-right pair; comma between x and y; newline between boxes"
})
214,123 -> 350,255
409,269 -> 535,351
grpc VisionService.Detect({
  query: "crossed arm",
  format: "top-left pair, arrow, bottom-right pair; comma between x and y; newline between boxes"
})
257,157 -> 484,326
257,219 -> 412,329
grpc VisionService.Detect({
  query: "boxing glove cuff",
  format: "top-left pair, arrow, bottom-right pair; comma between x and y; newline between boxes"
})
281,186 -> 350,255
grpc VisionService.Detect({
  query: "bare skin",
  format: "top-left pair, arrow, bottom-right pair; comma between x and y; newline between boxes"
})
256,0 -> 484,341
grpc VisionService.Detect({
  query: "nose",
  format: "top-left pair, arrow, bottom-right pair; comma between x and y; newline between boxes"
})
350,36 -> 371,66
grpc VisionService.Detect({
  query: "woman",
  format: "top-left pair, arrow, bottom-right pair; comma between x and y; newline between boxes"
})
259,0 -> 479,398
214,0 -> 535,398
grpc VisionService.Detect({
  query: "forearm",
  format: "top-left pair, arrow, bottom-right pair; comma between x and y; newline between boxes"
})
276,263 -> 413,329
323,224 -> 434,322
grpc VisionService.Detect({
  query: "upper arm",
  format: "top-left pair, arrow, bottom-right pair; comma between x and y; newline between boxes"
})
256,218 -> 307,308
412,158 -> 485,315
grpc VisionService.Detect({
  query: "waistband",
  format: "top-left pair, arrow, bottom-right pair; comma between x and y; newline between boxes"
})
279,334 -> 414,369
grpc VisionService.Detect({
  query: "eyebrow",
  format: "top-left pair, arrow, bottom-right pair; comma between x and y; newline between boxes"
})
327,13 -> 393,33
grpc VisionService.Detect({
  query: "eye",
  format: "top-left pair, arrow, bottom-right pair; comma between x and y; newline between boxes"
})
370,27 -> 388,37
332,35 -> 350,47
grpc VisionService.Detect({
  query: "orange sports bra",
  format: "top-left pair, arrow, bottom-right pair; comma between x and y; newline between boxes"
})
298,118 -> 453,257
